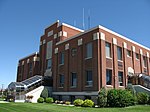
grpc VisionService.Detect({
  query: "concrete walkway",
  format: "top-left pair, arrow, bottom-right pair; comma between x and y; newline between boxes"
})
0,101 -> 9,103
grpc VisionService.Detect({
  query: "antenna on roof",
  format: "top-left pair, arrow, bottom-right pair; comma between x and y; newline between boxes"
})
88,9 -> 91,29
82,8 -> 85,30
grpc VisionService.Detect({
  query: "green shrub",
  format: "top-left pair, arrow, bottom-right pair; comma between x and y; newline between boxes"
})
45,97 -> 54,103
74,99 -> 84,106
107,89 -> 135,107
148,96 -> 150,105
137,92 -> 149,104
65,101 -> 71,105
40,88 -> 48,99
82,99 -> 94,107
37,97 -> 44,103
98,87 -> 107,107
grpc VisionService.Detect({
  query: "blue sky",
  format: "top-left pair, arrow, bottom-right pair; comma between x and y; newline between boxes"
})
0,0 -> 150,88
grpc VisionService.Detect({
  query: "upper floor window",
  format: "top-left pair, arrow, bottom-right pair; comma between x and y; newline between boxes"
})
117,46 -> 122,60
127,50 -> 131,57
105,42 -> 111,58
59,52 -> 64,65
71,73 -> 77,87
47,59 -> 52,69
106,69 -> 112,85
86,42 -> 92,59
29,63 -> 32,72
71,48 -> 77,57
143,56 -> 147,67
86,70 -> 93,86
136,53 -> 140,60
59,74 -> 64,87
118,71 -> 123,86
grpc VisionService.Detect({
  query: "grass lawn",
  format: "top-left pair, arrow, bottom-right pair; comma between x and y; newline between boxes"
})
0,103 -> 150,112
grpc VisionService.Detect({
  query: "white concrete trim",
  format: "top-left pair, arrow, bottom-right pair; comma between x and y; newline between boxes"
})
100,32 -> 105,40
52,91 -> 99,96
78,38 -> 82,46
27,59 -> 30,63
55,48 -> 58,54
19,52 -> 39,61
147,52 -> 149,58
43,39 -> 46,44
61,23 -> 84,32
54,34 -> 57,39
98,25 -> 150,51
123,42 -> 127,49
33,57 -> 40,61
93,32 -> 99,40
132,46 -> 135,52
58,31 -> 62,37
113,38 -> 117,45
140,49 -> 143,55
45,20 -> 59,29
65,43 -> 69,50
56,26 -> 99,45
22,61 -> 24,65
63,31 -> 67,37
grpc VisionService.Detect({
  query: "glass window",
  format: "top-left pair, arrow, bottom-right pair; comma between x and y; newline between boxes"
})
29,63 -> 32,72
118,71 -> 123,86
105,42 -> 111,58
59,52 -> 64,65
71,73 -> 77,87
106,69 -> 112,85
86,70 -> 93,86
59,74 -> 64,87
143,56 -> 147,67
47,59 -> 52,69
117,46 -> 122,60
71,48 -> 77,56
86,42 -> 92,58
127,50 -> 131,57
136,53 -> 140,60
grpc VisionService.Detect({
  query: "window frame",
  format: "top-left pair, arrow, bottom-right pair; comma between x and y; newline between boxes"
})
59,52 -> 65,65
117,46 -> 123,61
105,42 -> 111,58
85,70 -> 93,87
118,71 -> 123,86
71,72 -> 77,87
106,69 -> 112,85
59,74 -> 64,87
85,42 -> 93,59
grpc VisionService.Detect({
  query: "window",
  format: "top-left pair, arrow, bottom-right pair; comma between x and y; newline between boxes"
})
29,63 -> 32,72
118,71 -> 123,86
136,53 -> 140,60
127,50 -> 131,57
86,42 -> 92,58
71,73 -> 77,87
59,52 -> 64,65
47,59 -> 52,69
117,46 -> 122,60
71,48 -> 77,56
105,42 -> 111,58
143,56 -> 147,67
86,70 -> 93,86
106,69 -> 112,85
59,74 -> 64,87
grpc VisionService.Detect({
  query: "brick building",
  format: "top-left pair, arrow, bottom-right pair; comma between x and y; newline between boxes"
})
17,20 -> 150,102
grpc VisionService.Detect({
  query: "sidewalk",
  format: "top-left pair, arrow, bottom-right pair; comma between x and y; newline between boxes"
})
0,101 -> 9,103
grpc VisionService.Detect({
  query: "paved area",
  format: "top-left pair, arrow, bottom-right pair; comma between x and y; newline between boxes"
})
0,101 -> 9,103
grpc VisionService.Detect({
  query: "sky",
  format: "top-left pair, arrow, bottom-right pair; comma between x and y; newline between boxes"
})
0,0 -> 150,89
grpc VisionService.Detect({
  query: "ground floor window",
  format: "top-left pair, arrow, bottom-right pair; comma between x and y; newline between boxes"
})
118,71 -> 123,86
59,74 -> 64,87
86,70 -> 93,86
71,73 -> 77,87
106,69 -> 112,85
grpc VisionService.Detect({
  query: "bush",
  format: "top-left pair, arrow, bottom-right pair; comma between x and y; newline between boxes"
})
137,92 -> 149,104
45,97 -> 54,103
82,99 -> 94,107
148,96 -> 150,105
37,97 -> 44,103
40,88 -> 48,99
74,99 -> 84,106
65,101 -> 71,105
98,87 -> 107,107
107,89 -> 135,107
